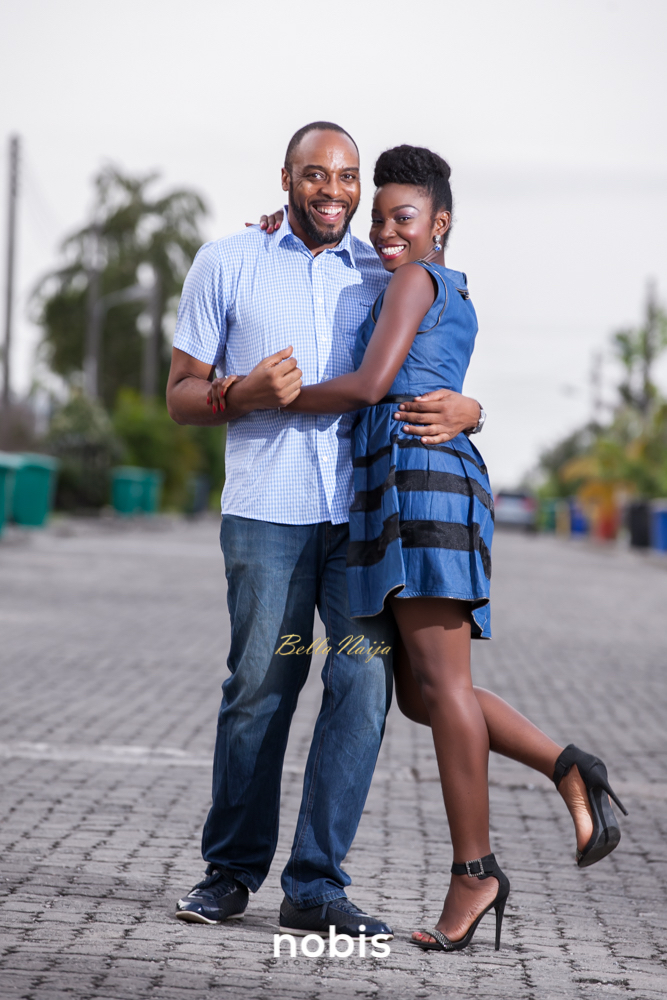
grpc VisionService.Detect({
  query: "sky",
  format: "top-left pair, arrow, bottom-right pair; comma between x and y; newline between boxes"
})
1,0 -> 666,486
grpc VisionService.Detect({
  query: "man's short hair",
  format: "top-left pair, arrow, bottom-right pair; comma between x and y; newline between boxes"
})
284,121 -> 359,173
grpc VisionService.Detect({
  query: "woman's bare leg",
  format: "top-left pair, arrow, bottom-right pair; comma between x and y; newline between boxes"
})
389,596 -> 498,944
394,637 -> 594,851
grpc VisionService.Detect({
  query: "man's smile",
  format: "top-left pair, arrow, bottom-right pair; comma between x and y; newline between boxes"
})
312,202 -> 347,224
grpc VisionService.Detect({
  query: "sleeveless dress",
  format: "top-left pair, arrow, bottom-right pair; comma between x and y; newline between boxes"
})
346,261 -> 493,639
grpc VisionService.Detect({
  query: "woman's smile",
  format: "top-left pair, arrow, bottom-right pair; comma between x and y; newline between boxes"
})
377,243 -> 407,261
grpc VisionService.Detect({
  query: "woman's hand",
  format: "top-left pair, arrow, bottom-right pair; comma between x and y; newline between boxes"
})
207,347 -> 302,418
245,208 -> 285,234
206,374 -> 241,414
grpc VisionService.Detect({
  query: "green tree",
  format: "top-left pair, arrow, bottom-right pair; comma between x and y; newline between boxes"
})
34,166 -> 208,408
537,287 -> 667,502
612,285 -> 667,419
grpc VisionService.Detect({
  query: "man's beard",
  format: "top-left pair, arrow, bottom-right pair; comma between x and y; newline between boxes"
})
288,191 -> 356,246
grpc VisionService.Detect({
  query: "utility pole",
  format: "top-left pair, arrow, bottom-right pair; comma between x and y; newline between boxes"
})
641,278 -> 657,417
590,350 -> 603,426
84,223 -> 102,399
2,134 -> 19,410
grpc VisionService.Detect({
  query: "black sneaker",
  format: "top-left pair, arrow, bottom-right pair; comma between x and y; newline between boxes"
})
175,865 -> 249,924
279,895 -> 393,939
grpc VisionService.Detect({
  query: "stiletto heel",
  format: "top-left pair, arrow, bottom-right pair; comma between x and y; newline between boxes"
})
552,744 -> 628,868
494,894 -> 507,951
414,853 -> 510,953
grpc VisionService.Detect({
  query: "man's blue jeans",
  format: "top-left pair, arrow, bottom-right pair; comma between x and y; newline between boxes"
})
201,515 -> 395,908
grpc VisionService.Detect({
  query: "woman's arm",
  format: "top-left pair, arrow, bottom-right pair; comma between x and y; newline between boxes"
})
286,263 -> 436,414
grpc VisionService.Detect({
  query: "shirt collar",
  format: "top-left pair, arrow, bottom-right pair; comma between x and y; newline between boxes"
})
275,205 -> 357,268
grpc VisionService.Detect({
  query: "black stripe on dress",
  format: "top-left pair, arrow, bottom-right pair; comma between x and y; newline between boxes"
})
350,469 -> 396,512
352,443 -> 393,469
347,515 -> 492,579
351,469 -> 494,515
352,435 -> 488,476
347,513 -> 401,567
401,519 -> 492,580
397,438 -> 488,476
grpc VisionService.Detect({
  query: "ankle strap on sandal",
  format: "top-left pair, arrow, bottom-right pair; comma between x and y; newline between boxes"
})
551,743 -> 579,788
451,853 -> 496,878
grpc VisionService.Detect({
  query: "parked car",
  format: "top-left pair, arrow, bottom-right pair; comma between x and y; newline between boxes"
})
494,491 -> 537,530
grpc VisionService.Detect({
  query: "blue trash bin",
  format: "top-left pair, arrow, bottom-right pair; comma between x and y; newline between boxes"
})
652,501 -> 667,552
569,499 -> 588,535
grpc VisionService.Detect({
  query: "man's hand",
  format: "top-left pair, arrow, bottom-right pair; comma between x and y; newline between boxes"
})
395,390 -> 481,445
245,208 -> 285,234
225,346 -> 302,413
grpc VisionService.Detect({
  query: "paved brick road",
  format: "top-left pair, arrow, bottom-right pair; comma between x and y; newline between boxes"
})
1,516 -> 666,999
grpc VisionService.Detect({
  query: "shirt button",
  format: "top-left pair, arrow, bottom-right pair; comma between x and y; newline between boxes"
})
322,456 -> 329,462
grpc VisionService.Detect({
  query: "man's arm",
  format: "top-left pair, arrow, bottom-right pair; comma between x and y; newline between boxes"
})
394,391 -> 481,444
166,346 -> 302,426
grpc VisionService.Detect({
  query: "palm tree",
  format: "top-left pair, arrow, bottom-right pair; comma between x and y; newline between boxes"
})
34,166 -> 208,409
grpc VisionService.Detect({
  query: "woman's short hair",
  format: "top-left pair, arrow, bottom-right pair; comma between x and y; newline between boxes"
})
373,144 -> 453,218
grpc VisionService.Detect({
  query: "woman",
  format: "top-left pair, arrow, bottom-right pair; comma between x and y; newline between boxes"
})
208,146 -> 627,951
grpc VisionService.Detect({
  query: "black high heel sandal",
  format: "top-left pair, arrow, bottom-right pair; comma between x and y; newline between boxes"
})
414,853 -> 510,952
552,744 -> 628,868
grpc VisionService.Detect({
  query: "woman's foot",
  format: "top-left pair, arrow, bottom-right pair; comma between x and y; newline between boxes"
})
557,764 -> 594,852
412,873 -> 499,946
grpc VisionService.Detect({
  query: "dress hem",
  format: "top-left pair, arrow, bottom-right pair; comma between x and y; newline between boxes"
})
350,590 -> 490,617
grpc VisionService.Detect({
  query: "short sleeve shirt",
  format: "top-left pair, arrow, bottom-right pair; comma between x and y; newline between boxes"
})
172,212 -> 390,524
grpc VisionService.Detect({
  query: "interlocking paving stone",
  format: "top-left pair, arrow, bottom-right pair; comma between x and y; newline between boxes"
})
1,516 -> 666,998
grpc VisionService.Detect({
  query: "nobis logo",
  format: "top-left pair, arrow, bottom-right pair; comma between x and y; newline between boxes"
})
273,925 -> 391,959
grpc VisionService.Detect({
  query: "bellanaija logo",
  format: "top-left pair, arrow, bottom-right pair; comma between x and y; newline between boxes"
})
273,925 -> 391,959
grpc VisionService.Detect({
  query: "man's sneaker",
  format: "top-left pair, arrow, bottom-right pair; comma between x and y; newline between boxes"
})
279,895 -> 393,939
175,865 -> 249,924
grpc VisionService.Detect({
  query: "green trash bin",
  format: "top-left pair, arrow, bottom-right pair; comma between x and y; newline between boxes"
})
112,467 -> 146,516
0,452 -> 24,537
140,469 -> 164,514
12,453 -> 59,527
537,498 -> 557,532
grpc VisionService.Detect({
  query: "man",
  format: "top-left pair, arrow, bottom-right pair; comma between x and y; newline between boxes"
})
166,121 -> 482,938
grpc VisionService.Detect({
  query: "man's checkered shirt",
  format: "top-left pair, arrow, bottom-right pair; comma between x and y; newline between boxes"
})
173,212 -> 390,524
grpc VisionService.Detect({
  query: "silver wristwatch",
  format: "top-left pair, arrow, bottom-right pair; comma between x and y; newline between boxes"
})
467,403 -> 486,435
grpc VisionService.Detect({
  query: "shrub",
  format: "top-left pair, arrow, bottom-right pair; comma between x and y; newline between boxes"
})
45,393 -> 124,509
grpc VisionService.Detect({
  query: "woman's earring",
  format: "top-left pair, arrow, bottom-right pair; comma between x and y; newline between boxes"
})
433,237 -> 442,253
